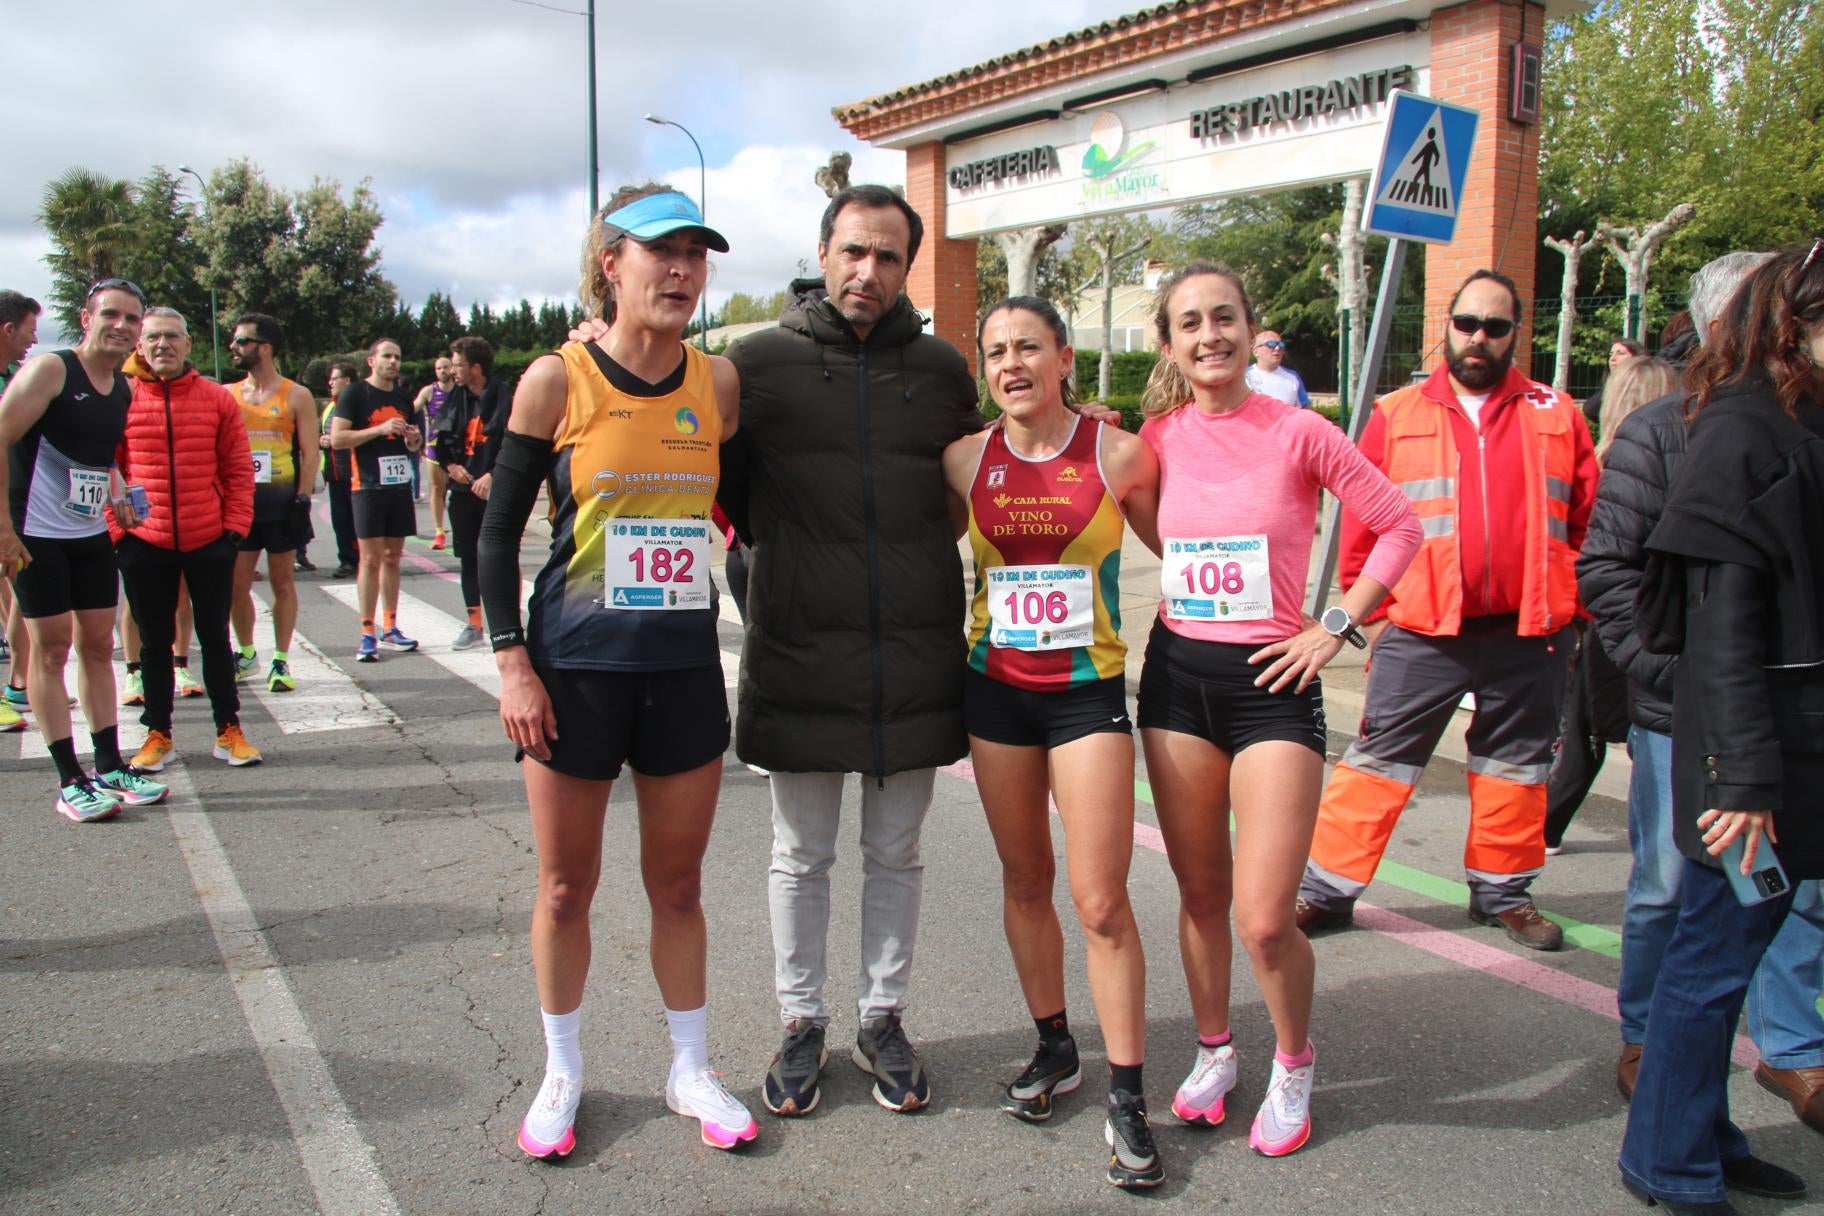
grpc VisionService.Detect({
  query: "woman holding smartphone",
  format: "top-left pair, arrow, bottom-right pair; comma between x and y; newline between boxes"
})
1620,241 -> 1824,1213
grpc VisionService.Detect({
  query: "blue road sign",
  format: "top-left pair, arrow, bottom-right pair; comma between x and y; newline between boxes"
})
1363,90 -> 1480,244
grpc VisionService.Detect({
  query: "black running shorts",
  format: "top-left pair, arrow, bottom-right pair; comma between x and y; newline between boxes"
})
15,532 -> 118,618
238,519 -> 299,555
1136,618 -> 1327,756
963,667 -> 1131,749
352,487 -> 415,539
527,662 -> 729,781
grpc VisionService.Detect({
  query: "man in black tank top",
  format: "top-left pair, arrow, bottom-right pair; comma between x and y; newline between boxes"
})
0,280 -> 169,820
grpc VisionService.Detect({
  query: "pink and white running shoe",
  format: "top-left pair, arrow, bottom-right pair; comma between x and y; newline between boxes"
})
1171,1041 -> 1237,1126
1249,1048 -> 1315,1157
518,1072 -> 580,1160
666,1067 -> 759,1150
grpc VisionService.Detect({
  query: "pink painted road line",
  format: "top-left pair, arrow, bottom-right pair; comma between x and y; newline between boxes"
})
308,498 -> 458,583
938,758 -> 1758,1069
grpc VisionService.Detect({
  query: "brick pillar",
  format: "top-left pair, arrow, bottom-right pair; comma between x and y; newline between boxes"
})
904,141 -> 980,376
1425,0 -> 1544,363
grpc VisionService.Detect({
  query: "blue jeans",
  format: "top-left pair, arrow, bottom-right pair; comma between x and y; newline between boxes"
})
1620,858 -> 1796,1204
1616,726 -> 1824,1066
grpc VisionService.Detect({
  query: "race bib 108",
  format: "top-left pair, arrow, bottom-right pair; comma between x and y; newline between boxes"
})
601,521 -> 711,612
986,564 -> 1095,651
1161,535 -> 1273,622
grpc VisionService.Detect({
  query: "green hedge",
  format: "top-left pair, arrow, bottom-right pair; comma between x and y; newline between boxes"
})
299,348 -> 552,398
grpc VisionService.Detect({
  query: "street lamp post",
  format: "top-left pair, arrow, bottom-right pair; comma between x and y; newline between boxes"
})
510,0 -> 598,219
176,165 -> 220,381
644,114 -> 710,351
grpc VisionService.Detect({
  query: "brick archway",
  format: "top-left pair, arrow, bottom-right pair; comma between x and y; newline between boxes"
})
836,0 -> 1549,376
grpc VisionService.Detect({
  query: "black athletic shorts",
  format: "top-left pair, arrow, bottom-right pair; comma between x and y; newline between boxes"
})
528,662 -> 729,781
239,519 -> 298,555
14,532 -> 118,618
1136,618 -> 1327,756
963,667 -> 1131,749
352,487 -> 415,539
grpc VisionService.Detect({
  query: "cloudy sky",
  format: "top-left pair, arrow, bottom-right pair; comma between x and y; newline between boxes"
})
8,0 -> 1131,342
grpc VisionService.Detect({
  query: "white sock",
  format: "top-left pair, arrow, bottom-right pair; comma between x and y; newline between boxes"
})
666,1004 -> 709,1078
542,1007 -> 582,1081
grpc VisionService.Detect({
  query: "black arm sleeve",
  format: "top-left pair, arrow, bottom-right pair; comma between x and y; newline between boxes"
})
477,431 -> 556,651
716,428 -> 753,546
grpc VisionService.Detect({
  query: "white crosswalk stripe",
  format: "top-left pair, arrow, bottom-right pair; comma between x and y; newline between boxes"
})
240,595 -> 400,733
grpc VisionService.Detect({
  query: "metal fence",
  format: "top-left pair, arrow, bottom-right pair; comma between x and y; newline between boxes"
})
1358,293 -> 1689,403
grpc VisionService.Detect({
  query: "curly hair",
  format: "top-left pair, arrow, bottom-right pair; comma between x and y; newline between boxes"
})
1685,240 -> 1824,418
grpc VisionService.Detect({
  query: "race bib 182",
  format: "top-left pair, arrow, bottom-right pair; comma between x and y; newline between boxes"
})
601,521 -> 711,612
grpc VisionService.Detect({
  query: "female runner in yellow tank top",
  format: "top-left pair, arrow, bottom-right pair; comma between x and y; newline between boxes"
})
477,182 -> 752,1158
940,296 -> 1164,1187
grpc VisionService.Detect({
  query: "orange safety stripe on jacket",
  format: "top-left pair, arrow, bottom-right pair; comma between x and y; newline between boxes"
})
1377,380 -> 1581,637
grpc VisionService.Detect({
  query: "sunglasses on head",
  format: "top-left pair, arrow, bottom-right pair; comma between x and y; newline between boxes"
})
87,277 -> 147,305
1449,313 -> 1516,341
1256,340 -> 1286,350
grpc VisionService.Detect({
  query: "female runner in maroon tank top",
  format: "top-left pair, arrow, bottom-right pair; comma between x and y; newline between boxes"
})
941,297 -> 1166,1188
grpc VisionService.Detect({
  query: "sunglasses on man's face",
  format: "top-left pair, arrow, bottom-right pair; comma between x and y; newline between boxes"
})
1256,340 -> 1285,350
1449,314 -> 1516,341
229,335 -> 265,348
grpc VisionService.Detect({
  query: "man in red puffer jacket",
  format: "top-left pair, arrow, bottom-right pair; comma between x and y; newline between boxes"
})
109,306 -> 260,770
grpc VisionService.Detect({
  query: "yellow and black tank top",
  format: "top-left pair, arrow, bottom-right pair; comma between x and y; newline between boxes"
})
526,340 -> 721,672
235,376 -> 300,521
966,416 -> 1125,691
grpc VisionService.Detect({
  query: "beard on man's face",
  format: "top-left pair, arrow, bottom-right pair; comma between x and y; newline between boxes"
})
1445,338 -> 1513,391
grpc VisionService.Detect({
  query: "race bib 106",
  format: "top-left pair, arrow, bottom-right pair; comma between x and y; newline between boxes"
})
1161,535 -> 1273,622
986,564 -> 1094,651
601,521 -> 711,612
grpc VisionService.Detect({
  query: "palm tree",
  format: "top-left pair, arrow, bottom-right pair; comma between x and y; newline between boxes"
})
39,168 -> 137,334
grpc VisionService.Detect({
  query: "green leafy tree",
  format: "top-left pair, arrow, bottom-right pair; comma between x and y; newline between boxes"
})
193,160 -> 394,369
499,300 -> 539,350
39,168 -> 138,334
720,290 -> 787,326
416,291 -> 463,356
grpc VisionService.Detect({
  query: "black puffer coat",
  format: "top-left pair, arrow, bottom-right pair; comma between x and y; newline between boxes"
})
1574,391 -> 1687,732
1638,381 -> 1824,878
720,280 -> 981,777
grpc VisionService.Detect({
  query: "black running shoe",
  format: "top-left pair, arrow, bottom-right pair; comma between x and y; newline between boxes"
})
852,1013 -> 930,1112
1001,1037 -> 1081,1123
1105,1091 -> 1165,1189
763,1019 -> 828,1116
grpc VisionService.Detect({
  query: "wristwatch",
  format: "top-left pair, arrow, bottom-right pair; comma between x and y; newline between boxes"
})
1321,605 -> 1368,649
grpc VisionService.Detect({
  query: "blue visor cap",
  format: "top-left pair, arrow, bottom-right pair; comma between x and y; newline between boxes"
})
601,192 -> 729,252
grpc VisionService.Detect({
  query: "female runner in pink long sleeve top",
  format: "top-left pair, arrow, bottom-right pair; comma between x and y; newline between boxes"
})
1130,262 -> 1421,1159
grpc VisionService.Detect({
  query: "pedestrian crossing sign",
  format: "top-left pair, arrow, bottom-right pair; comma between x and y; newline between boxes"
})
1363,90 -> 1479,244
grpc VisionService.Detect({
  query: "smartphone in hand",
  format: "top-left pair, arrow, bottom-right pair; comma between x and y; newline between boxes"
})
1720,833 -> 1791,907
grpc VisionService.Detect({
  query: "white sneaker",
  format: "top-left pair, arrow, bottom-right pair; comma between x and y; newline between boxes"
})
517,1072 -> 581,1160
1249,1048 -> 1314,1157
666,1066 -> 757,1150
1172,1040 -> 1238,1125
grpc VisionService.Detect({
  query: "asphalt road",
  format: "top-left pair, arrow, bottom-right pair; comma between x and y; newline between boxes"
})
1,502 -> 1818,1216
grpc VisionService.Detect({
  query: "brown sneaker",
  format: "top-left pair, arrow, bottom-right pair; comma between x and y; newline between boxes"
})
1467,901 -> 1564,951
1294,897 -> 1353,935
1617,1042 -> 1643,1100
1755,1063 -> 1824,1134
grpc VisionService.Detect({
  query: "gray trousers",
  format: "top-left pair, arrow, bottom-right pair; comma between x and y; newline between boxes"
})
768,768 -> 935,1026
